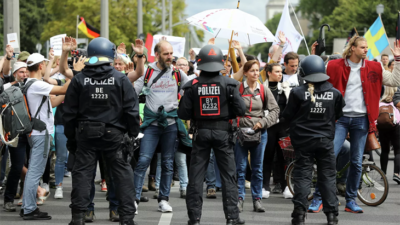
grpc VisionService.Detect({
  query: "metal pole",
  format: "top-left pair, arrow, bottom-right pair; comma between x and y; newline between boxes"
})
138,0 -> 143,37
3,0 -> 20,53
289,2 -> 310,55
76,15 -> 79,40
321,27 -> 325,56
101,0 -> 109,39
162,0 -> 166,34
169,0 -> 173,35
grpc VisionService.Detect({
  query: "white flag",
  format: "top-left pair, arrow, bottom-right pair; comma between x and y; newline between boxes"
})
151,35 -> 186,57
273,0 -> 303,63
257,53 -> 263,63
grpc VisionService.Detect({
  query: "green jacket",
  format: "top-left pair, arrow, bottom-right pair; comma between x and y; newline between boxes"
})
141,106 -> 192,147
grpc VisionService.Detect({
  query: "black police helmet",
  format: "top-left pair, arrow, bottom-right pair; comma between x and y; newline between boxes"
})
85,37 -> 116,66
298,55 -> 330,83
197,45 -> 225,72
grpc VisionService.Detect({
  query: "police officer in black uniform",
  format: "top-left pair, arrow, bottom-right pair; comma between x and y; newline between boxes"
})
63,37 -> 140,225
178,45 -> 246,225
282,55 -> 344,225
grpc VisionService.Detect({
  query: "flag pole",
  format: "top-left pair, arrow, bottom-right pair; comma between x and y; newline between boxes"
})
354,27 -> 359,36
379,14 -> 391,48
224,1 -> 240,70
76,15 -> 79,40
289,2 -> 310,55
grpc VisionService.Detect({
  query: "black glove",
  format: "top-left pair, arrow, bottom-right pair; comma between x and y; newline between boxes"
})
66,139 -> 77,155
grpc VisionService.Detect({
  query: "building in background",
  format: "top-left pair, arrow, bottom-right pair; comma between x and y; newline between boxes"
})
265,0 -> 311,38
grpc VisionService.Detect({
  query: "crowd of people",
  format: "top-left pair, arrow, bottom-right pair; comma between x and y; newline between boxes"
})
0,30 -> 399,225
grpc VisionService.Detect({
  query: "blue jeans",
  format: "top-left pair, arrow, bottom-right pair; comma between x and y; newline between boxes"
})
205,150 -> 216,190
134,125 -> 178,201
234,129 -> 268,200
22,135 -> 50,214
55,125 -> 68,186
314,116 -> 368,202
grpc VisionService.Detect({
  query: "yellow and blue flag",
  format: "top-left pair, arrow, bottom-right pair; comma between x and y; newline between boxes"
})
364,16 -> 389,60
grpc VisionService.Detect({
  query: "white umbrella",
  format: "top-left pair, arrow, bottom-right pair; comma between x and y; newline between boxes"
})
186,8 -> 277,45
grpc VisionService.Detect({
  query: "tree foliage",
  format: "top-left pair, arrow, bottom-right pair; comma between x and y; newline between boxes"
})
41,0 -> 203,53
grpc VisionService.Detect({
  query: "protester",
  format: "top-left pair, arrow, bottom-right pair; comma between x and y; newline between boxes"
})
381,53 -> 389,70
235,60 -> 279,213
313,36 -> 400,214
21,53 -> 70,220
388,59 -> 395,72
377,86 -> 400,184
133,40 -> 189,213
282,52 -> 303,88
262,63 -> 292,198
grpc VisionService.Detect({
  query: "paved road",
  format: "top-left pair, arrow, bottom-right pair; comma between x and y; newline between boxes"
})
1,152 -> 399,225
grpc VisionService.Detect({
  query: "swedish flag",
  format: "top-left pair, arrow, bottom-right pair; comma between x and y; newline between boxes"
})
364,17 -> 389,60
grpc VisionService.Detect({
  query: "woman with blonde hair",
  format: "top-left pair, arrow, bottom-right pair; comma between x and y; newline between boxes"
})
377,86 -> 400,184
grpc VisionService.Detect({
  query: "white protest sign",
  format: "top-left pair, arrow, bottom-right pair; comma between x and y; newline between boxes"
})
50,34 -> 67,56
7,33 -> 19,49
151,35 -> 186,57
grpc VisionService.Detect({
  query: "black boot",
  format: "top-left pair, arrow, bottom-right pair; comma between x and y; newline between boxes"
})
188,220 -> 200,225
326,212 -> 338,225
291,208 -> 305,225
69,211 -> 85,225
120,218 -> 138,225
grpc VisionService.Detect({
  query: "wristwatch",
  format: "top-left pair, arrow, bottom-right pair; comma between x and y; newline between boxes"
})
6,56 -> 12,60
279,44 -> 285,48
136,54 -> 144,58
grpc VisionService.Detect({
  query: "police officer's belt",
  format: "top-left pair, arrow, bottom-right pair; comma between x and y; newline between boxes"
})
196,120 -> 232,131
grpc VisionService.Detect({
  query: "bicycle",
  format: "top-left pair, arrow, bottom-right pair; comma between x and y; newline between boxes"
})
279,137 -> 389,206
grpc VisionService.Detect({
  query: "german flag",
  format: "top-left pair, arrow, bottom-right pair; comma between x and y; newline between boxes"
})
78,17 -> 100,39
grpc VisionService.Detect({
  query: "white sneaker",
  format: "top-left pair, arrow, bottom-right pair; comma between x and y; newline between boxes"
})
262,188 -> 270,199
41,183 -> 50,193
134,201 -> 138,215
283,186 -> 293,199
158,200 -> 173,213
54,186 -> 63,199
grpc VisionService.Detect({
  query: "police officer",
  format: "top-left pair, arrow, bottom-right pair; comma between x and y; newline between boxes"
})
178,45 -> 246,225
63,37 -> 140,225
282,55 -> 344,225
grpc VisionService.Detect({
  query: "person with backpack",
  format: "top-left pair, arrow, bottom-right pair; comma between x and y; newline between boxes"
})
2,62 -> 29,212
21,53 -> 70,220
282,55 -> 345,225
377,86 -> 400,184
235,60 -> 279,213
133,40 -> 189,213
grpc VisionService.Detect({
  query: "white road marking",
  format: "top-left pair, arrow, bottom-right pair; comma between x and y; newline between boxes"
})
158,213 -> 173,225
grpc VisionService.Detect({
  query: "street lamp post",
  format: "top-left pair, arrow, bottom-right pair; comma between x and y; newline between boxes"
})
376,4 -> 384,15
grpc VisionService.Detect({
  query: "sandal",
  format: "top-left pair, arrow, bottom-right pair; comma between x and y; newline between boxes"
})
38,192 -> 50,201
36,199 -> 44,206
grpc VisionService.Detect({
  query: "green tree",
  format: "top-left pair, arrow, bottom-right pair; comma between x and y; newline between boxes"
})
41,0 -> 203,53
297,0 -> 339,30
313,0 -> 400,54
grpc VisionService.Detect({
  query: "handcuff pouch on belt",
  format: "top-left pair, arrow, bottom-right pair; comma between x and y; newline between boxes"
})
79,121 -> 106,139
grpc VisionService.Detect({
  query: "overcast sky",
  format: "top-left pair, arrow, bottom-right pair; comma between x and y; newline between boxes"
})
184,0 -> 299,49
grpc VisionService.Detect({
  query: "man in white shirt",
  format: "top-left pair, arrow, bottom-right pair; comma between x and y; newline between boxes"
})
282,52 -> 303,87
21,53 -> 70,220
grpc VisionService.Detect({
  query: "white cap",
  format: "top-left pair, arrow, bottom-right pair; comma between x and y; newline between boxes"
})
26,53 -> 49,67
12,62 -> 27,74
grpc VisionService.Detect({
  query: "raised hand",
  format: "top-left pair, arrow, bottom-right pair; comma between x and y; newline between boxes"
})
117,42 -> 127,54
62,37 -> 73,52
161,36 -> 167,41
311,41 -> 318,55
126,62 -> 135,73
390,39 -> 400,56
189,49 -> 196,60
73,55 -> 86,72
6,45 -> 14,58
71,37 -> 78,50
49,48 -> 55,61
208,37 -> 215,45
131,39 -> 144,55
231,40 -> 242,50
278,31 -> 286,45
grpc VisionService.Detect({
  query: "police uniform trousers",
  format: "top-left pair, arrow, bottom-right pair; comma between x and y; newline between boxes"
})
70,126 -> 136,220
292,137 -> 338,214
186,124 -> 239,221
